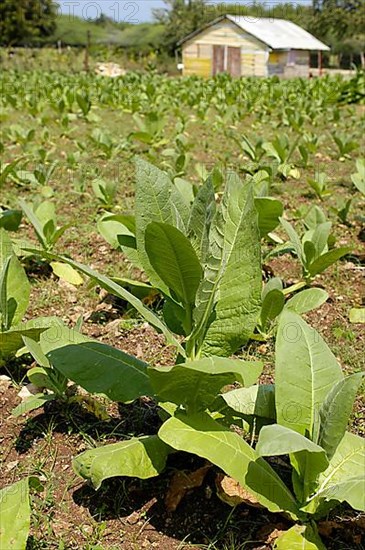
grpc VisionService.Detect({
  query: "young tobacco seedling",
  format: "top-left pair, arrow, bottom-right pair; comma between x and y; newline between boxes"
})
262,134 -> 301,179
0,229 -> 55,364
332,132 -> 359,159
20,199 -> 70,252
12,335 -> 69,417
19,199 -> 82,285
130,111 -> 167,148
254,278 -> 328,339
280,217 -> 351,284
331,198 -> 352,226
91,178 -> 119,209
235,134 -> 265,163
12,323 -> 109,421
307,172 -> 332,201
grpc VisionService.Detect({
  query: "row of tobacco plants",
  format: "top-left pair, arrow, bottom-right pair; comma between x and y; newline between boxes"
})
1,151 -> 364,549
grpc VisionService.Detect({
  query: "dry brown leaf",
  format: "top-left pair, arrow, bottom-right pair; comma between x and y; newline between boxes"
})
165,464 -> 211,512
267,528 -> 285,544
215,473 -> 263,508
257,523 -> 287,543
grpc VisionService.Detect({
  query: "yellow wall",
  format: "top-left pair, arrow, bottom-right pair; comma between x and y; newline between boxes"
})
184,57 -> 211,77
269,51 -> 287,65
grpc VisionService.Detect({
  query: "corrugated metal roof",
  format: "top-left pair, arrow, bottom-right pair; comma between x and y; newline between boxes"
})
178,15 -> 330,51
227,16 -> 330,51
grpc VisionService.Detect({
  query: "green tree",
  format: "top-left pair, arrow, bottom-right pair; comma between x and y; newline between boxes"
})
309,0 -> 365,66
0,0 -> 57,46
154,0 -> 207,54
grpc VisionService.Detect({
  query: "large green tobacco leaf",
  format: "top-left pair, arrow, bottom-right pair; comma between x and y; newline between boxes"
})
285,288 -> 328,315
0,321 -> 53,359
317,372 -> 364,459
276,311 -> 343,437
0,229 -> 30,327
256,424 -> 328,460
280,218 -> 304,265
48,341 -> 153,403
149,357 -> 262,412
221,384 -> 276,420
12,393 -> 56,417
23,249 -> 185,356
19,200 -> 47,248
256,424 -> 328,503
73,436 -> 171,490
254,197 -> 283,238
193,174 -> 261,356
260,289 -> 285,329
159,412 -> 300,518
145,222 -> 202,305
0,478 -> 30,549
135,159 -> 189,292
308,247 -> 352,277
309,431 -> 365,512
305,222 -> 331,259
274,524 -> 326,550
187,177 -> 216,265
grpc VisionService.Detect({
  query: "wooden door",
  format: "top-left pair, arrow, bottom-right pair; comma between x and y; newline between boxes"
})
227,47 -> 241,77
213,45 -> 224,75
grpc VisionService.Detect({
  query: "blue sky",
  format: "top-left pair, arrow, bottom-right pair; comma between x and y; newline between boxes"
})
57,1 -> 310,24
58,1 -> 166,23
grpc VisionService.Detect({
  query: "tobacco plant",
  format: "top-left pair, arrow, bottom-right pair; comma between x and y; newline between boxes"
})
262,134 -> 301,179
34,311 -> 364,550
12,324 -> 109,421
91,178 -> 119,209
19,199 -> 82,285
280,217 -> 351,284
19,200 -> 71,253
254,281 -> 328,339
39,160 -> 263,360
307,172 -> 332,201
0,229 -> 55,364
331,132 -> 359,158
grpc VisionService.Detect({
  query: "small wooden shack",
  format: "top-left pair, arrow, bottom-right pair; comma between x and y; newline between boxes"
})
178,15 -> 329,78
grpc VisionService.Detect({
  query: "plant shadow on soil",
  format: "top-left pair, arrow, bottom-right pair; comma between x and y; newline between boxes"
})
14,398 -> 162,454
72,465 -> 290,549
23,257 -> 53,280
